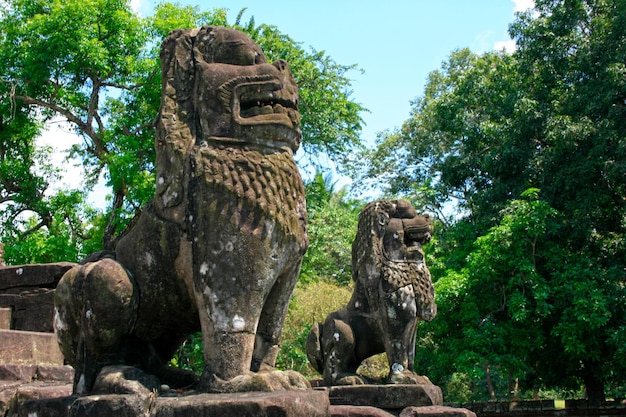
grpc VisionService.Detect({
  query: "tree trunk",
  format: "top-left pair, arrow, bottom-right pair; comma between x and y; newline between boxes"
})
582,360 -> 606,405
508,372 -> 520,401
103,188 -> 126,250
485,362 -> 497,401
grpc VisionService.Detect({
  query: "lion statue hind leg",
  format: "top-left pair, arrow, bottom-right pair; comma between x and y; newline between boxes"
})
318,315 -> 368,385
54,258 -> 138,394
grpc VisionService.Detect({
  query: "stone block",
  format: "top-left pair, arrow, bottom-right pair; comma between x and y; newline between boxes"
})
0,364 -> 37,381
15,381 -> 73,404
0,263 -> 76,290
509,399 -> 555,410
36,365 -> 74,382
0,329 -> 64,365
399,405 -> 477,417
17,394 -> 74,417
1,381 -> 72,417
0,383 -> 18,416
154,389 -> 329,417
0,263 -> 75,332
17,389 -> 330,417
69,394 -> 148,417
565,399 -> 589,409
331,404 -> 396,416
0,307 -> 11,329
0,288 -> 56,332
328,384 -> 443,410
0,364 -> 72,383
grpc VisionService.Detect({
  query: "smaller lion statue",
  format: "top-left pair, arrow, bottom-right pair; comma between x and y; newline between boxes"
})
306,199 -> 436,385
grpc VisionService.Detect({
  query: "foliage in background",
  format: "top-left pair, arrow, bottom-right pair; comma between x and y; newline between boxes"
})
2,190 -> 102,264
0,100 -> 103,262
368,0 -> 626,402
300,172 -> 361,285
169,331 -> 204,375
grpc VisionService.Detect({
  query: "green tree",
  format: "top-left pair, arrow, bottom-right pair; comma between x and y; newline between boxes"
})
0,96 -> 98,263
300,171 -> 361,286
370,0 -> 626,401
418,190 -> 560,401
1,0 -> 365,250
1,0 -> 153,250
2,190 -> 102,264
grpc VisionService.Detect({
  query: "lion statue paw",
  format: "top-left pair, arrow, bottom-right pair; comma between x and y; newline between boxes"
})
387,369 -> 432,385
202,368 -> 311,393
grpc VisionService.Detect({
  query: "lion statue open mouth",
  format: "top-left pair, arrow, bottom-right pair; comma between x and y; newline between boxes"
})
306,199 -> 436,386
54,26 -> 309,394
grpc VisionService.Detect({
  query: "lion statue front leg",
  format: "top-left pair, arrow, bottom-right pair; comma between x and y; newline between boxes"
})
382,285 -> 430,384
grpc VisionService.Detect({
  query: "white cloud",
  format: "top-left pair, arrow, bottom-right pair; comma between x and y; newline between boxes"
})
130,0 -> 150,16
490,0 -> 536,52
513,0 -> 535,12
494,39 -> 517,53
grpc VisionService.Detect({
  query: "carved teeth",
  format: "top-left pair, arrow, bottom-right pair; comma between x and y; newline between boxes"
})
406,243 -> 422,252
240,99 -> 294,118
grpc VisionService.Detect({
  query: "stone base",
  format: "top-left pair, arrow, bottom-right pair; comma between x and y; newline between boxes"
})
0,364 -> 73,416
328,404 -> 477,417
0,329 -> 65,365
3,371 -> 478,417
400,405 -> 476,417
18,389 -> 330,417
328,384 -> 443,410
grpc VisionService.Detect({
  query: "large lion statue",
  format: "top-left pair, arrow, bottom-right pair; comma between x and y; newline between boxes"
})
306,199 -> 436,385
53,26 -> 308,394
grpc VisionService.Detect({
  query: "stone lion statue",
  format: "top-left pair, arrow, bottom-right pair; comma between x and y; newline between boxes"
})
54,26 -> 308,394
306,199 -> 436,386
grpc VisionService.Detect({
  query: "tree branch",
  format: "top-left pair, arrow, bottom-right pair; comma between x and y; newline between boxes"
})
122,120 -> 156,137
19,214 -> 52,240
86,78 -> 101,131
15,94 -> 109,159
101,68 -> 158,91
103,189 -> 125,250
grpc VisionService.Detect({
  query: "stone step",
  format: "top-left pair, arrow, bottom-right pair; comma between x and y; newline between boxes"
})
0,329 -> 64,365
0,308 -> 10,330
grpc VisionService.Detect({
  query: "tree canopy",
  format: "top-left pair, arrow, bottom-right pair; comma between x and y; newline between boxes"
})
0,0 -> 366,252
367,0 -> 625,402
